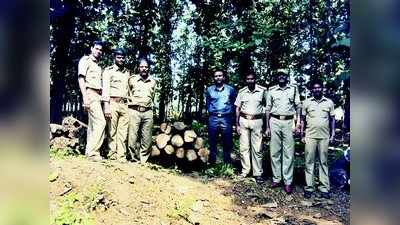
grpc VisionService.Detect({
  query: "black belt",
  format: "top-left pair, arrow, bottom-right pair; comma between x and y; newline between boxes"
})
128,105 -> 151,112
240,112 -> 263,120
270,114 -> 294,120
209,112 -> 232,117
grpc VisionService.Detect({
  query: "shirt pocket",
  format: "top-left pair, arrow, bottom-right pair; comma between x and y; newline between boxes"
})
321,108 -> 330,118
307,108 -> 317,118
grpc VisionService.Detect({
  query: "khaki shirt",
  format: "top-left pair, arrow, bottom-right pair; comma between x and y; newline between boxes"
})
234,85 -> 267,115
128,75 -> 156,108
302,96 -> 334,139
78,55 -> 102,90
266,84 -> 300,116
102,65 -> 130,101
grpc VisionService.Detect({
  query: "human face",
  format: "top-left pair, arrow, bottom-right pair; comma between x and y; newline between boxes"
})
115,55 -> 125,67
139,60 -> 149,77
278,74 -> 287,85
213,71 -> 225,86
91,44 -> 103,59
311,83 -> 323,99
246,74 -> 256,89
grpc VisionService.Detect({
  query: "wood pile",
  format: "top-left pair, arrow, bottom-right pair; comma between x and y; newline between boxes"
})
49,116 -> 86,151
152,122 -> 209,163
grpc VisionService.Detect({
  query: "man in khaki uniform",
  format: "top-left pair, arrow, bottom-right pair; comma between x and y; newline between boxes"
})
235,72 -> 267,184
127,59 -> 156,164
301,79 -> 335,199
102,49 -> 130,163
77,41 -> 106,161
265,69 -> 301,194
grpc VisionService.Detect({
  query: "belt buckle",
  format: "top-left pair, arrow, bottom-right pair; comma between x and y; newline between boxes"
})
245,115 -> 252,120
139,106 -> 146,112
279,115 -> 285,120
217,113 -> 222,117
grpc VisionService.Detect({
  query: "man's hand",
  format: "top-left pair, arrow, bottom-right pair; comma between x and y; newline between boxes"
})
265,128 -> 271,137
236,126 -> 241,135
329,135 -> 335,144
295,123 -> 301,134
82,95 -> 90,111
104,103 -> 112,118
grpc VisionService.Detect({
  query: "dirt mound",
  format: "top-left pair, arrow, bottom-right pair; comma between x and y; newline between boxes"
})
50,157 -> 349,225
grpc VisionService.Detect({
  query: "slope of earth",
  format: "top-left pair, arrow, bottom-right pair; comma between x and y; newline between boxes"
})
50,157 -> 349,225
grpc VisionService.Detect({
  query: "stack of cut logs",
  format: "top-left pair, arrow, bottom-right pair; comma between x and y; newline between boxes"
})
49,116 -> 86,151
152,122 -> 209,163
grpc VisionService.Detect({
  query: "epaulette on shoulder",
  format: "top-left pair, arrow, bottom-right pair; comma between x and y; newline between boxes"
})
268,85 -> 278,91
257,85 -> 267,90
80,55 -> 90,62
238,87 -> 247,93
104,65 -> 114,71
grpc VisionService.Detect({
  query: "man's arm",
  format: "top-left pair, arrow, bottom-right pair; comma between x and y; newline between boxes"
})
235,106 -> 241,135
294,87 -> 301,132
329,102 -> 336,143
205,88 -> 210,113
329,115 -> 336,143
265,90 -> 272,137
102,69 -> 111,118
78,76 -> 89,110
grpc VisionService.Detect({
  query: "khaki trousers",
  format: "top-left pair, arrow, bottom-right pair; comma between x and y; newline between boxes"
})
239,117 -> 264,177
269,117 -> 294,185
304,137 -> 330,193
85,92 -> 106,157
128,109 -> 153,163
106,101 -> 129,160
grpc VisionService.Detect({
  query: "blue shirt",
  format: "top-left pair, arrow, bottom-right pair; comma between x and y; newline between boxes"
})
205,84 -> 237,114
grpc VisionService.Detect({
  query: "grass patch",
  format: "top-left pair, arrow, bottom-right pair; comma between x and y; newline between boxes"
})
50,147 -> 82,160
200,163 -> 236,178
167,195 -> 196,220
51,193 -> 94,225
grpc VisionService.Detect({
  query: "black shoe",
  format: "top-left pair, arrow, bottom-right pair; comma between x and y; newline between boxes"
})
320,192 -> 331,199
304,191 -> 313,199
254,176 -> 264,184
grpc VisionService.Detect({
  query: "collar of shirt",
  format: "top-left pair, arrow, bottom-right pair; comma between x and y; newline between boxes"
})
138,75 -> 152,83
276,84 -> 290,90
214,84 -> 225,92
113,64 -> 126,72
244,85 -> 261,93
89,55 -> 98,62
310,96 -> 328,103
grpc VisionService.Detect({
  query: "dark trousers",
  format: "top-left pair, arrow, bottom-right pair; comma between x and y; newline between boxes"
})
208,115 -> 233,164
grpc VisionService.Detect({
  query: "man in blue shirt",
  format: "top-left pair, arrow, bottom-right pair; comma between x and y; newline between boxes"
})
205,69 -> 237,165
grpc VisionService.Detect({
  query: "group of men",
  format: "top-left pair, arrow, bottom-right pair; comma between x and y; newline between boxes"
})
78,40 -> 336,200
78,41 -> 156,165
206,69 -> 335,199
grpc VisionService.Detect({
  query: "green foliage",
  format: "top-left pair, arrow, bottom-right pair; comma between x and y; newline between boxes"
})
191,120 -> 205,135
167,195 -> 196,220
51,0 -> 350,122
51,193 -> 94,225
50,147 -> 81,160
201,163 -> 236,178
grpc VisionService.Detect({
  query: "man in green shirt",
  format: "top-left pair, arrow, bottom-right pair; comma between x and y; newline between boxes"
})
301,79 -> 336,199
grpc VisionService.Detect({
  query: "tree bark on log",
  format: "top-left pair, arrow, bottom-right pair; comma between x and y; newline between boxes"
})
151,145 -> 161,157
194,137 -> 204,150
173,122 -> 187,131
164,145 -> 175,155
184,130 -> 197,142
160,123 -> 172,134
186,149 -> 198,161
156,134 -> 171,149
171,134 -> 184,147
175,147 -> 185,159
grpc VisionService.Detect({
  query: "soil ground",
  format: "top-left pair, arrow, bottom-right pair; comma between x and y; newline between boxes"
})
50,156 -> 349,225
